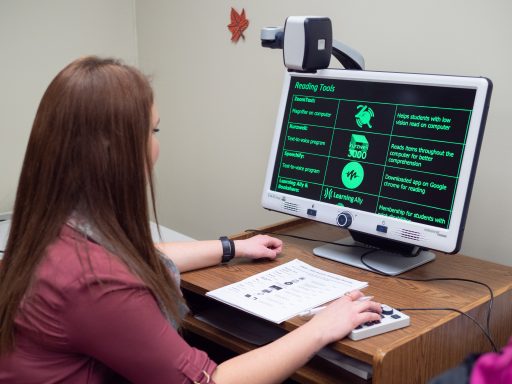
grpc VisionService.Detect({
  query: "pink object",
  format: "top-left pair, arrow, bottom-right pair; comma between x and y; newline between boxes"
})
471,338 -> 512,384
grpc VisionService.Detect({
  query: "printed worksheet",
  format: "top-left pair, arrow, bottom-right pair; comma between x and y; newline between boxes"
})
206,259 -> 368,323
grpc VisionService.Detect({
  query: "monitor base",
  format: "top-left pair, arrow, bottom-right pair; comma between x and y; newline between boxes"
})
314,238 -> 436,276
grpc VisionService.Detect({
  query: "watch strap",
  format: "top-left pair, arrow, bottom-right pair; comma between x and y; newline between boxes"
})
219,236 -> 235,263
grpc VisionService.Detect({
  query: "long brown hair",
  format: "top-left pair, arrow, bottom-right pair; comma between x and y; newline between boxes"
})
0,56 -> 185,354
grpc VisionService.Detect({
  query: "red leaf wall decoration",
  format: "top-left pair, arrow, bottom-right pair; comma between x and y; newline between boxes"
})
228,8 -> 249,42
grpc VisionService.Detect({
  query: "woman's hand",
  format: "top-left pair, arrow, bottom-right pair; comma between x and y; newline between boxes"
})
234,234 -> 283,260
305,290 -> 382,345
213,290 -> 382,384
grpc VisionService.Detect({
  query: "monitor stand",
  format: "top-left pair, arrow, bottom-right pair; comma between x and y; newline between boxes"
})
313,236 -> 436,276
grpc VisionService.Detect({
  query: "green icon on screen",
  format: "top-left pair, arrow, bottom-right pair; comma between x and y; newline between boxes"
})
355,105 -> 374,128
341,161 -> 364,189
348,134 -> 369,159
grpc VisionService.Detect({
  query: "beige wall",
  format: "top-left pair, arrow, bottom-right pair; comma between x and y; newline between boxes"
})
2,1 -> 512,266
136,0 -> 512,266
0,0 -> 138,213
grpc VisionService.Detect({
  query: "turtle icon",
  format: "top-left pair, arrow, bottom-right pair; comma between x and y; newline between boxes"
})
355,105 -> 374,128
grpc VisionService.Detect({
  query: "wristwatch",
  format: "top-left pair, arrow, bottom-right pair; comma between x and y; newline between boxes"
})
219,236 -> 235,263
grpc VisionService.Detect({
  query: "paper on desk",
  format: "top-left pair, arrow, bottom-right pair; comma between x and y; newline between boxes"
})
206,259 -> 368,324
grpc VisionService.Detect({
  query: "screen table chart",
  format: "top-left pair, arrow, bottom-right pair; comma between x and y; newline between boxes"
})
272,77 -> 476,230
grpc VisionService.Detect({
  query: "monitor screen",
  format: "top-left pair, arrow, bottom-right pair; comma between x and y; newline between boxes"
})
261,69 -> 491,274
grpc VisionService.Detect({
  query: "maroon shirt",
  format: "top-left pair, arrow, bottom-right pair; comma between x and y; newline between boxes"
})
0,225 -> 217,383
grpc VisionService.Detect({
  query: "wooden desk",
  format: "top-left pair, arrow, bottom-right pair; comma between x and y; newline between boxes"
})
181,219 -> 512,384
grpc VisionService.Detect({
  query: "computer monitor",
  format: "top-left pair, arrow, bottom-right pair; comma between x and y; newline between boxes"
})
261,69 -> 492,275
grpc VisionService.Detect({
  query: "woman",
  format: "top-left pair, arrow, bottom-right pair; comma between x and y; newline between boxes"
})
0,57 -> 381,383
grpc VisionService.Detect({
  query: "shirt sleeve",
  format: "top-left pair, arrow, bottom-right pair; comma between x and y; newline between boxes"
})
63,276 -> 217,384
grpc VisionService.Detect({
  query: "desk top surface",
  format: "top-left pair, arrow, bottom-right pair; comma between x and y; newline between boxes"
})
181,218 -> 512,365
